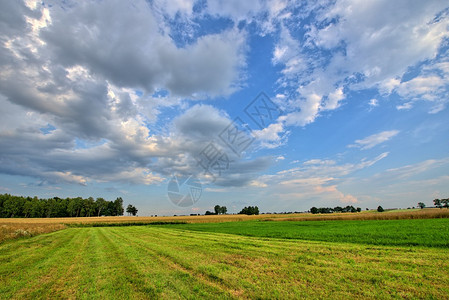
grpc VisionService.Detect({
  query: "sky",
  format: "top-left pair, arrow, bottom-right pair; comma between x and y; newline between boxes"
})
1,0 -> 448,216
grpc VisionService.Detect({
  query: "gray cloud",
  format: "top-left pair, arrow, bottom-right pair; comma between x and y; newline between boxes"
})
173,104 -> 230,141
0,1 -> 39,37
40,0 -> 246,98
0,1 -> 262,187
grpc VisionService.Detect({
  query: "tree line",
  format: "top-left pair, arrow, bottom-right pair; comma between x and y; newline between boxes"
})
205,205 -> 260,215
0,194 -> 125,218
205,205 -> 228,215
433,198 -> 449,208
239,206 -> 259,215
310,205 -> 361,214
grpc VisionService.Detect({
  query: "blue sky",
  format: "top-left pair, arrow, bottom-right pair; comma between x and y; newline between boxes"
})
1,0 -> 448,216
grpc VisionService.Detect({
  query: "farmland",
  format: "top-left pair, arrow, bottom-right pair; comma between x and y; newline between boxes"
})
171,218 -> 449,247
1,211 -> 449,299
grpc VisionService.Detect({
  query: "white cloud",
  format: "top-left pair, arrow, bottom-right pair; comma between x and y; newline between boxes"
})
273,0 -> 449,126
383,157 -> 449,180
284,93 -> 321,126
0,1 -> 266,187
272,25 -> 304,76
379,78 -> 401,95
25,0 -> 247,99
369,98 -> 378,108
322,87 -> 345,111
252,122 -> 288,149
206,0 -> 262,22
397,76 -> 445,99
253,152 -> 387,206
349,130 -> 399,150
394,73 -> 449,113
311,0 -> 449,87
152,0 -> 195,18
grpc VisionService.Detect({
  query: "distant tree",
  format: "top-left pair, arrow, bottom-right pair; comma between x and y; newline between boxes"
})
205,210 -> 214,215
377,206 -> 384,212
318,207 -> 332,214
114,197 -> 124,216
126,204 -> 138,216
333,206 -> 343,213
442,198 -> 449,208
356,207 -> 362,212
131,206 -> 138,216
433,199 -> 442,208
84,197 -> 96,217
310,207 -> 318,214
0,193 -> 129,218
221,206 -> 227,214
212,205 -> 227,215
417,202 -> 426,209
239,206 -> 259,215
96,198 -> 107,216
126,204 -> 133,216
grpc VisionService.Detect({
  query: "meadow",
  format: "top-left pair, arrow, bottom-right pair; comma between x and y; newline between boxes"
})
1,210 -> 449,299
171,218 -> 449,247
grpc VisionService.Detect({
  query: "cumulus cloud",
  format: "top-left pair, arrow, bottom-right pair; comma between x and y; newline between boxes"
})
252,122 -> 288,149
39,0 -> 246,98
0,0 -> 267,187
1,0 -> 447,202
349,130 -> 399,150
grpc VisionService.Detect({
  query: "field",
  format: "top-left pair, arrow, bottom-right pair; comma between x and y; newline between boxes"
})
1,208 -> 448,244
171,218 -> 449,247
1,210 -> 449,299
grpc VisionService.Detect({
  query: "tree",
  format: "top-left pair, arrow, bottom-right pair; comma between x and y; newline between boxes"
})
310,207 -> 318,214
126,204 -> 133,216
212,205 -> 227,215
239,206 -> 259,215
114,197 -> 124,216
96,198 -> 107,216
126,204 -> 138,216
377,206 -> 384,212
333,206 -> 343,212
442,198 -> 449,208
356,207 -> 362,212
83,197 -> 96,217
221,206 -> 227,214
433,199 -> 442,208
417,202 -> 426,209
0,193 -> 130,218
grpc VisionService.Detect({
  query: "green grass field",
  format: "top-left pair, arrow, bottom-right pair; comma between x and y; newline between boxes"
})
1,219 -> 448,299
170,218 -> 449,247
